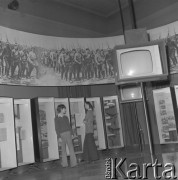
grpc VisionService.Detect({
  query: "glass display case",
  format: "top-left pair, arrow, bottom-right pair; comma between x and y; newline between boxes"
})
86,97 -> 106,150
69,98 -> 85,154
54,98 -> 70,157
14,99 -> 35,166
31,97 -> 59,162
103,96 -> 124,149
0,98 -> 17,171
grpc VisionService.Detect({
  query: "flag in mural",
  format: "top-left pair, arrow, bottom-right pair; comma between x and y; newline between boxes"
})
0,25 -> 124,86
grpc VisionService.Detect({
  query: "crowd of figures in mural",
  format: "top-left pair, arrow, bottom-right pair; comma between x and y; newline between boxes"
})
167,34 -> 178,73
0,28 -> 178,85
0,40 -> 114,85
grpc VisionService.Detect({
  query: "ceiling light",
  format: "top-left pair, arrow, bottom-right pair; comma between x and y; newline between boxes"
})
8,0 -> 19,10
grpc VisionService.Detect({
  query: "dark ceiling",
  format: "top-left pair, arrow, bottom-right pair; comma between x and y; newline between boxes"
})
52,0 -> 139,17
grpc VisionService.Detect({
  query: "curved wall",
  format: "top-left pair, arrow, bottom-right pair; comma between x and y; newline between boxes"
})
0,0 -> 178,98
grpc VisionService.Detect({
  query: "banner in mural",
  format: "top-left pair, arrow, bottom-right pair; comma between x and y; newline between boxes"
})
0,25 -> 124,86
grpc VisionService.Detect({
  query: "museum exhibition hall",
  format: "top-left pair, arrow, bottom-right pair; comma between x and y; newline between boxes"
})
0,0 -> 178,179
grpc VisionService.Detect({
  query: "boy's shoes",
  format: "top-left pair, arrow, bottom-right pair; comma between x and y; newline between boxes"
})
61,163 -> 68,168
70,164 -> 78,168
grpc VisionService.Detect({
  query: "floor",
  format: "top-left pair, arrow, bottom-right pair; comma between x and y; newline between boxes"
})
0,159 -> 124,180
0,149 -> 162,180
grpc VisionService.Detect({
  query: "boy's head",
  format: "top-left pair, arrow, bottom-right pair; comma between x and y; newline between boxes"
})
57,104 -> 66,114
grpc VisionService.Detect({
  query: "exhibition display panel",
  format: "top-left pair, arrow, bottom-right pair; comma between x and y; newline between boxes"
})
153,87 -> 178,144
103,96 -> 124,149
86,97 -> 106,150
32,98 -> 59,162
14,99 -> 35,166
0,98 -> 17,171
69,98 -> 85,154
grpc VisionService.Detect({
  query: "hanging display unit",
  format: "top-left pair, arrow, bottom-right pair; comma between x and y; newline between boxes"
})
31,97 -> 59,162
14,99 -> 35,166
0,98 -> 17,171
69,98 -> 85,154
86,97 -> 106,150
102,96 -> 124,149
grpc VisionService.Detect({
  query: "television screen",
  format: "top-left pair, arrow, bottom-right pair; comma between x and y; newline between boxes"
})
120,50 -> 153,76
114,40 -> 168,85
121,84 -> 142,101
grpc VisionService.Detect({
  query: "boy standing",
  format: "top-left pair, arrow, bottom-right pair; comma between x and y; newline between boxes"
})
55,104 -> 77,168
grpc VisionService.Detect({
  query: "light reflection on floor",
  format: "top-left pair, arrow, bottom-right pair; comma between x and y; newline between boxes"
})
0,160 -> 107,180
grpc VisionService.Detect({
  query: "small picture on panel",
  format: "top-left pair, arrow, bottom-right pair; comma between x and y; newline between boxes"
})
0,128 -> 7,142
0,113 -> 4,123
14,104 -> 20,119
70,102 -> 80,114
20,129 -> 26,140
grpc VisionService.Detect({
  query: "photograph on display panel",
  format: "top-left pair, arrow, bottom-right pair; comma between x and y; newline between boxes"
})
0,113 -> 4,123
69,99 -> 85,154
0,25 -> 124,86
153,87 -> 178,144
39,106 -> 49,159
103,96 -> 124,148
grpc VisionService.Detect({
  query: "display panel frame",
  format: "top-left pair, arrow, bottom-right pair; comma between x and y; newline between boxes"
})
153,87 -> 178,144
0,98 -> 17,171
31,97 -> 59,163
69,98 -> 85,154
103,96 -> 124,149
14,99 -> 35,166
86,97 -> 106,150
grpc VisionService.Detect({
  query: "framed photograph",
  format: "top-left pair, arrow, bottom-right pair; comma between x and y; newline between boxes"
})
0,128 -> 7,142
0,113 -> 4,123
153,87 -> 178,144
103,96 -> 124,149
14,104 -> 20,119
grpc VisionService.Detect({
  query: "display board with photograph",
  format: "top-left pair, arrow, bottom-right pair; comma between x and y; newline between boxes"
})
103,96 -> 124,149
54,98 -> 70,157
14,99 -> 35,166
153,87 -> 178,144
36,98 -> 59,162
69,98 -> 85,154
162,152 -> 178,177
0,98 -> 17,171
86,97 -> 106,150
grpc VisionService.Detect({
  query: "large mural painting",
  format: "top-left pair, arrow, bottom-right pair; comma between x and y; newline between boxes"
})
0,25 -> 124,86
148,21 -> 178,74
1,21 -> 178,86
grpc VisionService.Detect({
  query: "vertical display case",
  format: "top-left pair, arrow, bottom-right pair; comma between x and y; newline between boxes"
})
54,98 -> 70,157
153,87 -> 178,144
14,99 -> 35,166
31,98 -> 59,162
69,98 -> 85,154
103,96 -> 124,149
86,97 -> 106,150
0,98 -> 17,171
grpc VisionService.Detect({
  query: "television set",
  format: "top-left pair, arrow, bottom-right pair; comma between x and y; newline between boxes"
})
113,40 -> 168,85
120,84 -> 142,102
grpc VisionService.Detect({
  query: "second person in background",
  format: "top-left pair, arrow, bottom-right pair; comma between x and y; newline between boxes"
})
82,101 -> 99,163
